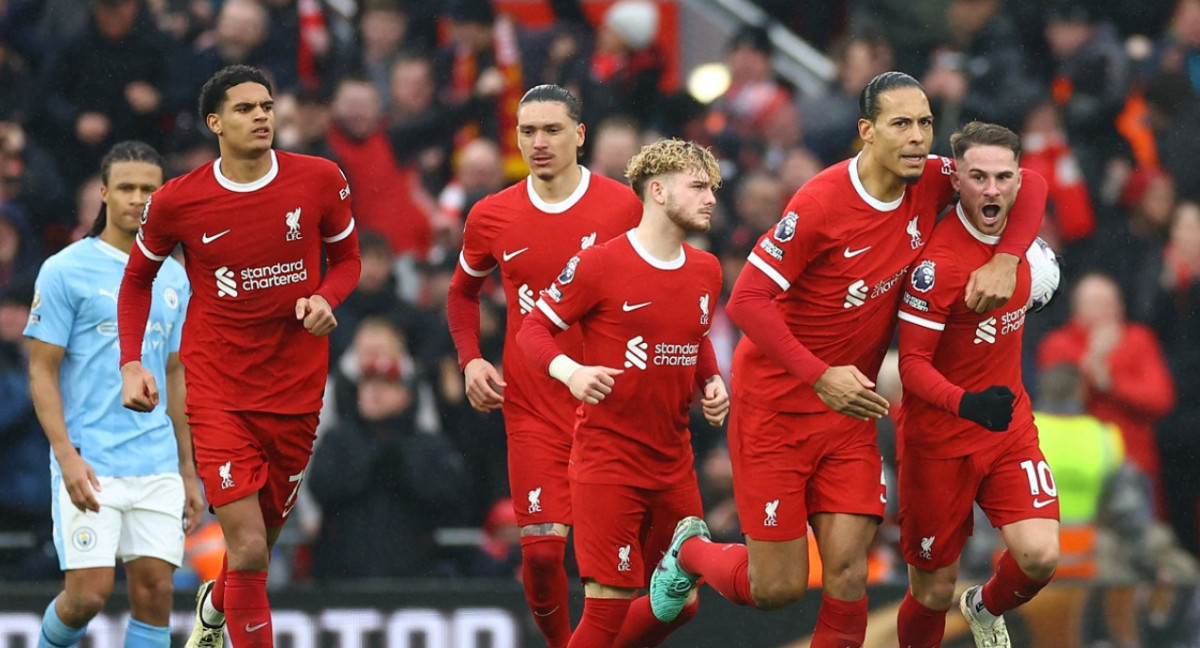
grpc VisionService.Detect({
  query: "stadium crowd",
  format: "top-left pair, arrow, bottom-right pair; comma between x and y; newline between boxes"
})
1,0 -> 1199,594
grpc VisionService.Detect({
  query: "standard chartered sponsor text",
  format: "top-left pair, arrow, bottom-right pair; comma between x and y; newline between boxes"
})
653,342 -> 699,366
240,260 -> 308,291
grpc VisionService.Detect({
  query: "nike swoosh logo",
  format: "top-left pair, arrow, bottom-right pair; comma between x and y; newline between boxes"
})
843,246 -> 871,258
533,606 -> 560,617
1033,498 -> 1056,509
622,301 -> 652,312
502,247 -> 530,262
245,622 -> 269,632
202,230 -> 232,244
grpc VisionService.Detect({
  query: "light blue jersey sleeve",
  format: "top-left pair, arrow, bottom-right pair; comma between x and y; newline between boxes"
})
25,257 -> 74,348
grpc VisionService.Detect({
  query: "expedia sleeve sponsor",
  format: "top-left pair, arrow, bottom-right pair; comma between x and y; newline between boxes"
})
903,292 -> 930,312
238,260 -> 309,291
758,238 -> 785,261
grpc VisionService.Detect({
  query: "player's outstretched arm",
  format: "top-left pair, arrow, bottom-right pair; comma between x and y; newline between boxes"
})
296,294 -> 337,336
965,170 -> 1048,313
166,353 -> 204,533
120,360 -> 159,412
463,357 -> 505,412
29,339 -> 101,512
813,365 -> 890,420
701,375 -> 729,427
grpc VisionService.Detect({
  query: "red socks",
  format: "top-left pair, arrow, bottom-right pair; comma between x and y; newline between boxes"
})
811,594 -> 867,648
981,550 -> 1051,615
520,535 -> 572,648
224,570 -> 272,648
613,595 -> 697,648
896,591 -> 947,648
677,538 -> 756,607
568,598 -> 632,648
212,554 -> 228,611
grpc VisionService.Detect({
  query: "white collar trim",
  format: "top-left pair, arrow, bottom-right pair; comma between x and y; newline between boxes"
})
956,203 -> 1001,245
626,229 -> 685,270
213,150 -> 279,192
848,154 -> 905,212
526,166 -> 591,214
93,238 -> 129,261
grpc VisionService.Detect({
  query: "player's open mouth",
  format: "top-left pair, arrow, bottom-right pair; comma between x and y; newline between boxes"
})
981,204 -> 1001,223
531,155 -> 552,164
253,128 -> 271,137
901,154 -> 925,166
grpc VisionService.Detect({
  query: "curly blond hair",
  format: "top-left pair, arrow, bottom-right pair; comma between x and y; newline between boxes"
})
624,139 -> 721,199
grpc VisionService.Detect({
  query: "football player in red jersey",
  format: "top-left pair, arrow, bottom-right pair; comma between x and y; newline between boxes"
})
117,65 -> 361,648
446,84 -> 643,648
517,138 -> 728,648
649,72 -> 1047,648
895,122 -> 1059,648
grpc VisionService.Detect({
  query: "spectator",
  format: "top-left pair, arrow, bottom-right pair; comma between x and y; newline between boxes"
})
800,29 -> 894,165
1142,70 -> 1200,202
0,280 -> 52,580
326,230 -> 425,365
709,25 -> 797,172
1043,1 -> 1131,194
1038,272 -> 1176,512
580,0 -> 664,127
435,137 -> 504,257
274,89 -> 336,160
325,75 -> 437,259
356,0 -> 410,104
921,0 -> 1040,153
36,0 -> 184,189
308,318 -> 466,580
586,115 -> 641,181
1020,99 -> 1097,251
0,204 -> 41,291
1089,166 -> 1174,309
1141,201 -> 1200,555
470,497 -> 521,578
0,121 -> 71,245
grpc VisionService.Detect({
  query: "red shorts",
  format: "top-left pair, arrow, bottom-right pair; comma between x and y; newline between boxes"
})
189,409 -> 318,528
898,427 -> 1060,570
571,479 -> 703,589
729,401 -> 885,541
505,412 -> 573,527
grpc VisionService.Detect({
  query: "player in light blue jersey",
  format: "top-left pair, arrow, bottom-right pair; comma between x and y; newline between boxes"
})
25,141 -> 203,648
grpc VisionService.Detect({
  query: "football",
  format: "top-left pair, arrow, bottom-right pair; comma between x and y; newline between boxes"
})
1026,237 -> 1061,312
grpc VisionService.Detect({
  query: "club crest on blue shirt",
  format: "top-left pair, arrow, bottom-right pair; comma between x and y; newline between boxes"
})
774,211 -> 798,242
558,255 -> 581,285
911,260 -> 936,293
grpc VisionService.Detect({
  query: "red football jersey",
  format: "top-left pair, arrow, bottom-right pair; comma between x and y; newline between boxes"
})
130,150 -> 355,414
533,231 -> 722,489
732,155 -> 956,412
897,205 -> 1036,458
458,168 -> 643,431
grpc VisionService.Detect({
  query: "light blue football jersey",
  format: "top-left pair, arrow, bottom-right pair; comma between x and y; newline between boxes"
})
25,238 -> 189,478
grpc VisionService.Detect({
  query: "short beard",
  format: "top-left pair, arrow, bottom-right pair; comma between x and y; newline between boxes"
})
665,200 -> 711,233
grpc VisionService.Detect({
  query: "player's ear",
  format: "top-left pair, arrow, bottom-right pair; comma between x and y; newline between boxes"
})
206,113 -> 221,136
857,118 -> 873,144
575,122 -> 586,148
950,165 -> 961,193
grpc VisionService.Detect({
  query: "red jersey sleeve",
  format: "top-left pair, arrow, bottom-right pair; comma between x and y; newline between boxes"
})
695,335 -> 719,387
314,166 -> 360,309
459,200 -> 500,276
728,193 -> 835,385
517,249 -> 605,371
995,169 -> 1047,258
897,255 -> 969,413
119,191 -> 176,366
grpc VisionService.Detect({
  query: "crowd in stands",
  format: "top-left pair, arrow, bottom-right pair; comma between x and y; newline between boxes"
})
2,0 -> 1200,592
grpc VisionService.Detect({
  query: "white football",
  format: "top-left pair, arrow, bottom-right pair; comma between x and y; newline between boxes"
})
1026,237 -> 1060,312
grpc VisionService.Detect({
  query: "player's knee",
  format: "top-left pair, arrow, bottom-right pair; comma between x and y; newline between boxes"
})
1016,544 -> 1059,581
521,538 -> 566,577
224,534 -> 270,570
129,578 -> 174,619
61,590 -> 108,621
749,577 -> 806,611
910,579 -> 956,611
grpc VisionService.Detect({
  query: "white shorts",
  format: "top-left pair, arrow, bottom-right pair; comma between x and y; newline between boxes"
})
52,473 -> 185,570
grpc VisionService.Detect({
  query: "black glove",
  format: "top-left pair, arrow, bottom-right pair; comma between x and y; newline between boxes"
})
959,386 -> 1015,431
